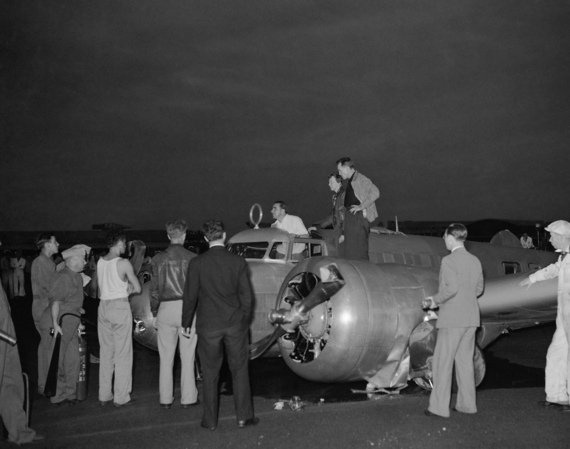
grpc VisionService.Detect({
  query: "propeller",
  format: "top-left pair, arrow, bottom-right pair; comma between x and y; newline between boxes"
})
249,263 -> 345,360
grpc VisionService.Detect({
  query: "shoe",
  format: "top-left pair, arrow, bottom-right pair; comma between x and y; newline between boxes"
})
538,400 -> 564,408
52,399 -> 69,406
114,399 -> 136,408
100,399 -> 113,406
181,400 -> 200,409
66,399 -> 77,406
238,417 -> 260,428
33,433 -> 45,441
560,405 -> 570,413
201,422 -> 216,431
160,403 -> 173,409
424,409 -> 446,418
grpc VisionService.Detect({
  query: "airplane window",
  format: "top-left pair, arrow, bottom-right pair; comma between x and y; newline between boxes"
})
502,262 -> 521,275
310,244 -> 323,257
269,242 -> 287,260
227,242 -> 269,259
528,263 -> 541,271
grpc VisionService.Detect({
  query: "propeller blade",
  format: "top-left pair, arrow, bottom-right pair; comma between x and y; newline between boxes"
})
298,278 -> 345,314
249,326 -> 287,360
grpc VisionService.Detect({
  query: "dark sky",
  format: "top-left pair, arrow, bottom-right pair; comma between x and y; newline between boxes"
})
2,0 -> 569,237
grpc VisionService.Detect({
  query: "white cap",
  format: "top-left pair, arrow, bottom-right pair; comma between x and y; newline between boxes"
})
62,244 -> 91,260
545,220 -> 570,237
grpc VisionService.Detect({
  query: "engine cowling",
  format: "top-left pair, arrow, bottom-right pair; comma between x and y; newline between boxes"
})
274,256 -> 439,387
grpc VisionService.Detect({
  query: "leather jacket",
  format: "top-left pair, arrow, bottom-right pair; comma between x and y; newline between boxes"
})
318,187 -> 346,231
150,244 -> 195,316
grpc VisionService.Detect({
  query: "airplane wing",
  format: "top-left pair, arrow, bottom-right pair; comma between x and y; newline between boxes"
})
478,271 -> 557,347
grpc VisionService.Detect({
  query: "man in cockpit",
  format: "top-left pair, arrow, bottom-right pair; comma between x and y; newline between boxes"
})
271,201 -> 309,259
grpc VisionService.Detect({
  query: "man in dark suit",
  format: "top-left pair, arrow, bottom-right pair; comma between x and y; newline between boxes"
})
423,223 -> 484,418
182,220 -> 258,430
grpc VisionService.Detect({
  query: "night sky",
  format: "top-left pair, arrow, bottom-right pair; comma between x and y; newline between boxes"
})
2,1 -> 569,238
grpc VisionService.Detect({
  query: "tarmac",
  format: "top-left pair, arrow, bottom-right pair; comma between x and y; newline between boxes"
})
3,295 -> 570,449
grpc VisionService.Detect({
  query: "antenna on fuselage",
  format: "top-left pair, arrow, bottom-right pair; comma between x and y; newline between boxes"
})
250,203 -> 263,230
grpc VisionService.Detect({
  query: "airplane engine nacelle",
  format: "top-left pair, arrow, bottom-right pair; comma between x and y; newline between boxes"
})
130,281 -> 158,350
275,257 -> 439,386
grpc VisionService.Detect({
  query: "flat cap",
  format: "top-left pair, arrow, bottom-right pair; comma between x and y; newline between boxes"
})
545,220 -> 570,237
62,244 -> 91,260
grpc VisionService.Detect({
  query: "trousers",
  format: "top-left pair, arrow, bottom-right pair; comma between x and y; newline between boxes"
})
343,211 -> 370,261
98,298 -> 133,405
198,324 -> 253,427
157,300 -> 198,405
428,327 -> 477,417
51,314 -> 81,404
545,291 -> 570,404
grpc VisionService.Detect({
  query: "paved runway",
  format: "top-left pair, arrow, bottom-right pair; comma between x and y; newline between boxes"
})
3,296 -> 568,448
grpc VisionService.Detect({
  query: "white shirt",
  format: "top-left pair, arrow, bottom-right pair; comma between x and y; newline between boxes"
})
272,214 -> 308,254
520,236 -> 534,249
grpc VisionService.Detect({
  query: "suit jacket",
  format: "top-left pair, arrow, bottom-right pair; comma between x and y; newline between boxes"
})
181,245 -> 254,333
433,247 -> 484,329
350,171 -> 379,223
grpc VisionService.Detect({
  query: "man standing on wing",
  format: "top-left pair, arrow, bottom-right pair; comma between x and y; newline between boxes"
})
308,173 -> 346,257
336,157 -> 379,261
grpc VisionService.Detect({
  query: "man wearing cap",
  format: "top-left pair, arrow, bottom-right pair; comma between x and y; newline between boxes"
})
39,245 -> 90,405
150,220 -> 198,409
520,220 -> 570,412
336,157 -> 379,261
97,232 -> 141,407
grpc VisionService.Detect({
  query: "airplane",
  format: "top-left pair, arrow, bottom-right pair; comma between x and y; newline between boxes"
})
128,206 -> 559,392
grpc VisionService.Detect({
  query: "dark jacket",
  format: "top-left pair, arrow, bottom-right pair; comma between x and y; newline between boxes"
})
181,245 -> 254,333
150,244 -> 196,316
317,187 -> 346,232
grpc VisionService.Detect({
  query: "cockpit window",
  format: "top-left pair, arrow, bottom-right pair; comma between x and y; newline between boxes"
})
227,242 -> 269,259
269,242 -> 287,260
228,239 -> 325,261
